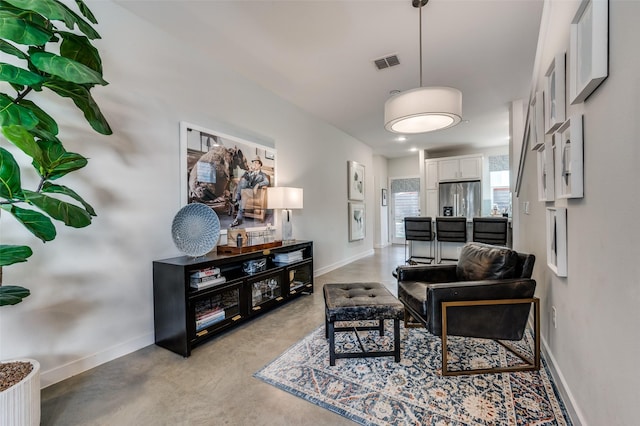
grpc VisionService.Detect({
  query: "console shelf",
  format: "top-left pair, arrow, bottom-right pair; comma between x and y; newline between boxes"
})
153,240 -> 313,357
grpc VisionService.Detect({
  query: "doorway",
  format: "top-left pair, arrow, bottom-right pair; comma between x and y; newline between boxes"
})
390,177 -> 421,244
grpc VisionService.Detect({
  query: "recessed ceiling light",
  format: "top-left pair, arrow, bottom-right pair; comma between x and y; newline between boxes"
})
396,136 -> 407,142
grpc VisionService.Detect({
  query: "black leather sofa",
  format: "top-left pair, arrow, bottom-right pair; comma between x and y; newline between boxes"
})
396,242 -> 539,375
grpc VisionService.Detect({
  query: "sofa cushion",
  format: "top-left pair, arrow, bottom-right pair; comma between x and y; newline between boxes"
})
456,242 -> 519,281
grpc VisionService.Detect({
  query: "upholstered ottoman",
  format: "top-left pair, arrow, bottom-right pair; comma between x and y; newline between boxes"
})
323,282 -> 404,366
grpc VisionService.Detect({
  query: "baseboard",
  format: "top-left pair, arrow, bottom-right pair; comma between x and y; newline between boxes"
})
314,249 -> 375,277
40,332 -> 154,389
374,242 -> 391,249
540,336 -> 586,426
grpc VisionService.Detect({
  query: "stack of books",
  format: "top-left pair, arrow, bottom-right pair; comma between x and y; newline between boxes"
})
195,307 -> 225,331
190,267 -> 226,291
273,250 -> 304,265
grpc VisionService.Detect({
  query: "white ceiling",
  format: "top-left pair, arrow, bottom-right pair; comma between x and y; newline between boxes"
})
116,0 -> 543,158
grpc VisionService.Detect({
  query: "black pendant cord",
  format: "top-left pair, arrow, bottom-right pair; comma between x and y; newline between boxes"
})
419,1 -> 423,87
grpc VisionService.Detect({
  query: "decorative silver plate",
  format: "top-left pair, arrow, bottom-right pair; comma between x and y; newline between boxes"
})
171,203 -> 220,257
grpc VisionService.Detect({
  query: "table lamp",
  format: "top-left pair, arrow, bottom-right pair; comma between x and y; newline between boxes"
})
267,187 -> 303,242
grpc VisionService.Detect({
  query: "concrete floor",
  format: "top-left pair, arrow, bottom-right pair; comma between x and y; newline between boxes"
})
41,245 -> 408,426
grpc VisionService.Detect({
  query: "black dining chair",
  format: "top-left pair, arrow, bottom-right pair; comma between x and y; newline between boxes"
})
404,217 -> 435,265
435,217 -> 467,263
472,217 -> 509,246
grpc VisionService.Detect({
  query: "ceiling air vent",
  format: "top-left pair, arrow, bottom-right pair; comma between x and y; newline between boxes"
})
374,54 -> 400,70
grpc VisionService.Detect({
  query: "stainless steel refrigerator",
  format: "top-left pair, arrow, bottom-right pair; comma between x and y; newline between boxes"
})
438,180 -> 481,218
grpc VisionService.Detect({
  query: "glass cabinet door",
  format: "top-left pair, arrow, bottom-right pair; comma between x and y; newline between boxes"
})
287,260 -> 312,295
249,274 -> 283,311
193,284 -> 241,334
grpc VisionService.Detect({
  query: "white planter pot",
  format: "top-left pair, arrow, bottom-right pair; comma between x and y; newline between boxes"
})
0,359 -> 40,426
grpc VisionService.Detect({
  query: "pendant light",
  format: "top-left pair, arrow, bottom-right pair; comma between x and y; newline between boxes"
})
384,0 -> 462,134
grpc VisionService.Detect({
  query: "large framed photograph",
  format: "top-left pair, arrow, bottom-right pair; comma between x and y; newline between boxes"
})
555,115 -> 584,199
546,207 -> 567,277
180,122 -> 277,233
544,53 -> 566,134
569,0 -> 608,104
347,160 -> 365,201
348,202 -> 365,242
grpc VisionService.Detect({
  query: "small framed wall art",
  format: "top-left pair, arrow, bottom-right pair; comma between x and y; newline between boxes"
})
348,202 -> 365,242
347,160 -> 365,201
546,207 -> 567,277
555,115 -> 584,199
544,52 -> 566,134
569,0 -> 608,104
537,139 -> 555,202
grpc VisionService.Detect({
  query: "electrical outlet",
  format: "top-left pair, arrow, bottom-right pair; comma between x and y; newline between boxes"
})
552,306 -> 557,329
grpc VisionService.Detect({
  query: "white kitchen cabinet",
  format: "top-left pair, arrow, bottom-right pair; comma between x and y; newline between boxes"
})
437,155 -> 482,181
425,189 -> 438,218
425,160 -> 439,190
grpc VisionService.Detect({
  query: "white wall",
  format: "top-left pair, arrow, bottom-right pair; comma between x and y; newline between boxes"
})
373,155 -> 390,248
517,1 -> 640,424
0,0 -> 374,386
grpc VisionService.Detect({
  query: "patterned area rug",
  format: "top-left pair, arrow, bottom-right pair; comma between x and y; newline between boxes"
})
255,322 -> 571,425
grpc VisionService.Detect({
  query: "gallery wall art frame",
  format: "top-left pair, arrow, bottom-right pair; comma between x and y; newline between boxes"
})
544,52 -> 566,134
348,202 -> 365,242
569,0 -> 608,105
555,115 -> 584,199
537,139 -> 555,202
179,121 -> 277,234
546,207 -> 568,277
529,90 -> 545,151
347,160 -> 365,201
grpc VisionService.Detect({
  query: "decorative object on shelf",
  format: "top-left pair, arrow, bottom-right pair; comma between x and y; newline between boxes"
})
267,187 -> 304,242
384,0 -> 462,134
544,53 -> 566,134
529,90 -> 545,151
242,258 -> 267,275
546,207 -> 568,277
555,115 -> 584,199
348,202 -> 366,242
347,161 -> 365,201
537,139 -> 555,202
569,0 -> 608,104
381,188 -> 388,206
171,203 -> 221,257
179,121 -> 277,233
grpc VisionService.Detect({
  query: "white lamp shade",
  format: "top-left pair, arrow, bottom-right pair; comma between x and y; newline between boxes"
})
384,86 -> 462,134
267,187 -> 303,210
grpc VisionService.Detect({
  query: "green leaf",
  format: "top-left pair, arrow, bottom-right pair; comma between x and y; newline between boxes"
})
34,139 -> 87,179
0,39 -> 27,60
74,0 -> 97,25
0,146 -> 23,199
0,63 -> 44,86
1,124 -> 43,166
23,190 -> 92,228
0,285 -> 31,306
42,79 -> 112,135
17,99 -> 59,136
3,0 -> 100,39
31,51 -> 107,85
0,93 -> 38,129
0,10 -> 52,46
42,181 -> 95,216
59,31 -> 101,74
0,204 -> 56,241
0,244 -> 33,266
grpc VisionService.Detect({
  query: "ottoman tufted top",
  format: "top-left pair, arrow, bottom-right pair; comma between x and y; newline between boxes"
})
323,282 -> 404,322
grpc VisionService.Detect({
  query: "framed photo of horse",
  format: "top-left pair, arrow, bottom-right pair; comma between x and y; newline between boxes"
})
179,122 -> 277,234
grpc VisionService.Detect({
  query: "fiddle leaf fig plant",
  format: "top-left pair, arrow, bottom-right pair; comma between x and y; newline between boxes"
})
0,0 -> 111,306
